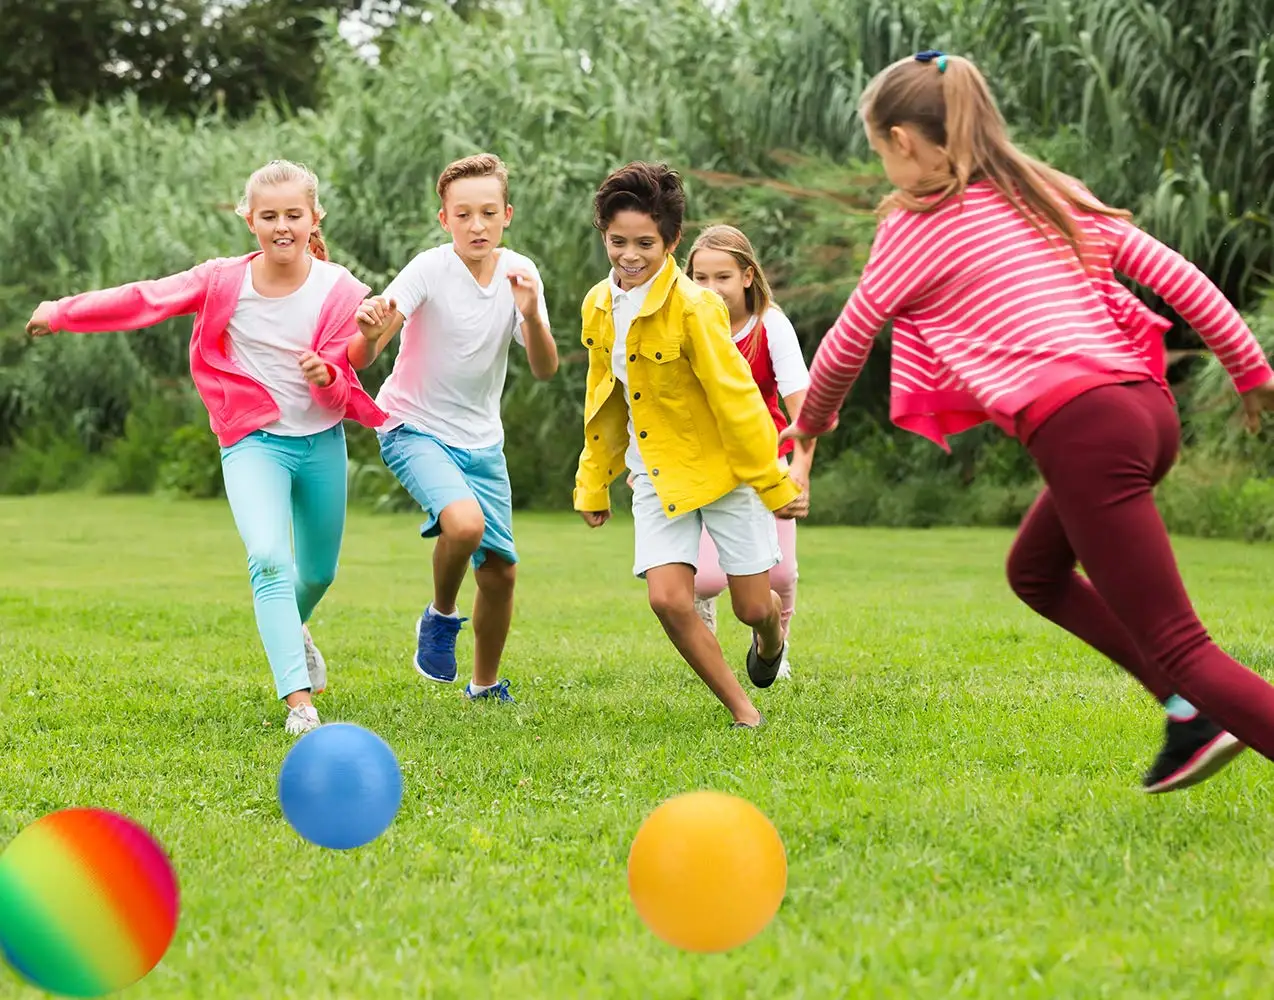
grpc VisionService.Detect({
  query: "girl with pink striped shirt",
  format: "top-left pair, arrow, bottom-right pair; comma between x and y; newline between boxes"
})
783,51 -> 1274,794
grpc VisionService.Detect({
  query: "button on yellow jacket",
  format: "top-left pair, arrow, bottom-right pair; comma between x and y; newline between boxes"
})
572,255 -> 801,517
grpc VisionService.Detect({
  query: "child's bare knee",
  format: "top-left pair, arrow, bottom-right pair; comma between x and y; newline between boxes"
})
649,589 -> 695,627
730,591 -> 775,628
476,557 -> 516,594
440,504 -> 485,551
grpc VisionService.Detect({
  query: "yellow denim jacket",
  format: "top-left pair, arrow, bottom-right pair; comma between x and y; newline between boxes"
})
572,256 -> 801,516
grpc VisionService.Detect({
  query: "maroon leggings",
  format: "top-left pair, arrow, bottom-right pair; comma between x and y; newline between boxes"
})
1007,380 -> 1274,760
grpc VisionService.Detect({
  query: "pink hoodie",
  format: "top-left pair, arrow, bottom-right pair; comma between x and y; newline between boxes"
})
48,252 -> 387,446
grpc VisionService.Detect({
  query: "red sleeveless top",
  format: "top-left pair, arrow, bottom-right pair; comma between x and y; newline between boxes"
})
734,318 -> 794,458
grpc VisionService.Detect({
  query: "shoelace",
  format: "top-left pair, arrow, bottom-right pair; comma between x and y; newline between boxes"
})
425,612 -> 464,653
471,679 -> 514,701
490,679 -> 513,701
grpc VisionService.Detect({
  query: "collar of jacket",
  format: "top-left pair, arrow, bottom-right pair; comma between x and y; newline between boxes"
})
592,254 -> 680,318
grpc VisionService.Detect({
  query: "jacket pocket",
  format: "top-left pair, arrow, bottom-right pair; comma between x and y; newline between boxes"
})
637,340 -> 681,365
580,323 -> 607,350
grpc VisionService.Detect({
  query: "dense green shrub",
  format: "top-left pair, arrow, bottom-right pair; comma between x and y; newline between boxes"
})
2,0 -> 1272,543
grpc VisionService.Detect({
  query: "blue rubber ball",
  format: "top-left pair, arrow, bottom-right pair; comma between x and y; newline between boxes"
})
278,723 -> 403,850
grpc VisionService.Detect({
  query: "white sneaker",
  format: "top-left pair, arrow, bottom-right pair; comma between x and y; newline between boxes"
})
776,649 -> 792,680
285,703 -> 320,736
694,596 -> 717,635
302,625 -> 327,695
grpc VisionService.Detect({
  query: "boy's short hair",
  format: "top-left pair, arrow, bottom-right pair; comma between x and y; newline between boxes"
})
436,153 -> 509,205
592,161 -> 685,245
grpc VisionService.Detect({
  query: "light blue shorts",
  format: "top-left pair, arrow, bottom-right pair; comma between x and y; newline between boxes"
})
378,423 -> 518,569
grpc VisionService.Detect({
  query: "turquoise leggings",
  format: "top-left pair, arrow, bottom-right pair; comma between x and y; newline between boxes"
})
220,424 -> 347,698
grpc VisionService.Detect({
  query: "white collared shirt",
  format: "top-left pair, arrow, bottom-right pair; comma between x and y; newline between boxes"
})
609,269 -> 659,475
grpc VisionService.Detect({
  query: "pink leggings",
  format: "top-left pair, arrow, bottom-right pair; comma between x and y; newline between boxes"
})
695,517 -> 798,637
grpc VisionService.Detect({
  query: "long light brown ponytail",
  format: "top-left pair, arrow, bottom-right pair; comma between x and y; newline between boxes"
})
860,53 -> 1131,268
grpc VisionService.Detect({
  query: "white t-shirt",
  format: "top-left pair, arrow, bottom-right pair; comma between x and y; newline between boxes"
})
376,244 -> 549,449
226,257 -> 345,437
735,305 -> 810,397
610,270 -> 658,476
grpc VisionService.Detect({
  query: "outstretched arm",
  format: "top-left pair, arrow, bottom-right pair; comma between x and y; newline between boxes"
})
785,285 -> 889,440
27,263 -> 210,337
1105,217 -> 1273,392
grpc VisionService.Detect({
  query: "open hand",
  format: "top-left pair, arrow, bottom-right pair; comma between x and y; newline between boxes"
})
299,351 -> 332,387
26,301 -> 56,337
580,510 -> 611,528
1240,377 -> 1274,433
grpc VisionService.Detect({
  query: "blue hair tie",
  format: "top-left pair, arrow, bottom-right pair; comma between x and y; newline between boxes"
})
915,49 -> 948,73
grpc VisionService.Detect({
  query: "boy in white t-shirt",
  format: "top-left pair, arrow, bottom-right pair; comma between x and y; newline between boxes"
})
349,153 -> 558,702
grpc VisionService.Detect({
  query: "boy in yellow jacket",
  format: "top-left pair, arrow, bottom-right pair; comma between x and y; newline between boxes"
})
574,161 -> 807,728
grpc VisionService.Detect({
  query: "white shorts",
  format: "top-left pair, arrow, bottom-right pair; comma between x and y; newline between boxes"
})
631,473 -> 780,579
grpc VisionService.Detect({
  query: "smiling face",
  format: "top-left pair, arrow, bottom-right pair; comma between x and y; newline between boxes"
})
439,175 -> 513,264
243,181 -> 316,265
603,209 -> 675,290
689,247 -> 752,322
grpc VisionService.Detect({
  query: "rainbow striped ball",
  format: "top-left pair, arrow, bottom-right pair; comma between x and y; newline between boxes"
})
0,808 -> 179,997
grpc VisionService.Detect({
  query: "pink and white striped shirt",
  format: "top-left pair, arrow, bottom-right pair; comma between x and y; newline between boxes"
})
797,181 -> 1273,448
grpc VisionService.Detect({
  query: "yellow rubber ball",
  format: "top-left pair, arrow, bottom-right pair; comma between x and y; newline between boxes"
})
627,790 -> 787,952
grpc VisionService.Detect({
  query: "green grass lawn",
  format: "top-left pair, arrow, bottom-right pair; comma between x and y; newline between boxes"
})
2,494 -> 1273,998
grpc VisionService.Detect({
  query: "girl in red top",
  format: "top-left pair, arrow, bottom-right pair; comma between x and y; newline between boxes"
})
686,226 -> 816,678
784,51 -> 1274,794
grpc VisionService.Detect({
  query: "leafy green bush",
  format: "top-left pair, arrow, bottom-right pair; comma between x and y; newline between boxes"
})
2,0 -> 1272,545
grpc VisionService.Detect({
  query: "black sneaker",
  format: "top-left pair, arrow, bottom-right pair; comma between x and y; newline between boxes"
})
731,712 -> 766,730
746,636 -> 786,689
1142,715 -> 1247,794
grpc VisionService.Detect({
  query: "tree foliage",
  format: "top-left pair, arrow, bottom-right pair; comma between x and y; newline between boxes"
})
1,0 -> 1272,522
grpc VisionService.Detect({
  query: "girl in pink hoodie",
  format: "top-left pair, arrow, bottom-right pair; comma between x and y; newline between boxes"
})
26,159 -> 386,735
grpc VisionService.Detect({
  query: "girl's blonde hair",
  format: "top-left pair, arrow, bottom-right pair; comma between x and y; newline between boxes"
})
235,159 -> 329,261
686,225 -> 776,364
859,53 -> 1130,267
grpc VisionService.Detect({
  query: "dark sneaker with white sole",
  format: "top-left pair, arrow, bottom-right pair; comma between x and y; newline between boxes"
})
415,606 -> 466,683
464,678 -> 516,703
1142,715 -> 1247,794
746,637 -> 787,689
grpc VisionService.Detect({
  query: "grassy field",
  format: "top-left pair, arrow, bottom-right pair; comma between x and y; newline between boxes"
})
2,494 -> 1273,999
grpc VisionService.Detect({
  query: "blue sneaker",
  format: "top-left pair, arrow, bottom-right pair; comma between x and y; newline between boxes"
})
464,678 -> 516,703
414,605 -> 467,683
